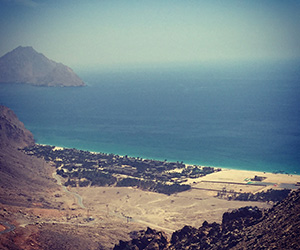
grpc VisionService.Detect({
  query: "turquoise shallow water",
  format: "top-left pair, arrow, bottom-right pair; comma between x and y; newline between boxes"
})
1,61 -> 299,173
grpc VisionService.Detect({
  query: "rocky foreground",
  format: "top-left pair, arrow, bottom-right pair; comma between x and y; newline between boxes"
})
114,188 -> 300,249
1,105 -> 300,249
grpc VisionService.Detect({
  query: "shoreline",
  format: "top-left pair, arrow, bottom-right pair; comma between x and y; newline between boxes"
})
35,143 -> 300,190
37,143 -> 300,176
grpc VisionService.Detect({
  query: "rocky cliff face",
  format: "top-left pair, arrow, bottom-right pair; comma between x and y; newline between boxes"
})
0,105 -> 57,207
0,105 -> 34,148
0,46 -> 85,87
114,189 -> 300,249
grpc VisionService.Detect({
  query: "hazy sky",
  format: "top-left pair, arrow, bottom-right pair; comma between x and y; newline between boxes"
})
0,0 -> 300,68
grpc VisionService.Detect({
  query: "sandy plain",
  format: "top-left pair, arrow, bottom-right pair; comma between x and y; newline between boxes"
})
2,164 -> 300,249
68,168 -> 300,236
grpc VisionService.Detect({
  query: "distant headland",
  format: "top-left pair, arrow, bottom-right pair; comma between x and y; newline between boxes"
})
0,46 -> 85,87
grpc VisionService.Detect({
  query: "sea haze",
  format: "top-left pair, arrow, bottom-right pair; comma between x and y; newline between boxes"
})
0,61 -> 299,174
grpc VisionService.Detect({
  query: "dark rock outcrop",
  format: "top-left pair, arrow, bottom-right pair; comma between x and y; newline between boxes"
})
236,188 -> 300,249
114,189 -> 300,249
114,227 -> 169,250
222,206 -> 263,231
0,46 -> 85,87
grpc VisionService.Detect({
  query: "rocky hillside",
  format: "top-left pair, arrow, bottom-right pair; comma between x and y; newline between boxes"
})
0,105 -> 34,149
0,105 -> 56,207
0,106 -> 137,250
0,46 -> 85,87
114,189 -> 300,249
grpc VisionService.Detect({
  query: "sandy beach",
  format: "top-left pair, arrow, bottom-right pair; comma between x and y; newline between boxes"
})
189,168 -> 300,193
199,168 -> 300,183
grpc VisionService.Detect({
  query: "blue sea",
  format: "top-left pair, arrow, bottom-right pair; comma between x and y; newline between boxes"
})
1,60 -> 300,174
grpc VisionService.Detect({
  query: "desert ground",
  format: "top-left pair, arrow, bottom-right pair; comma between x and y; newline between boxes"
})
67,168 -> 300,235
1,162 -> 300,249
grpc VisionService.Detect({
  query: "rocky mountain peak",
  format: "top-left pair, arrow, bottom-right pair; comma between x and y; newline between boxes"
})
0,46 -> 85,87
11,45 -> 39,54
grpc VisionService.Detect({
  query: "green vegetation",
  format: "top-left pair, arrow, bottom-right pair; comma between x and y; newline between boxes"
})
116,178 -> 191,195
234,189 -> 291,203
217,188 -> 291,203
23,145 -> 220,195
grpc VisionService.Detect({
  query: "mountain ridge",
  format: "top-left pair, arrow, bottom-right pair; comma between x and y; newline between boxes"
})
0,46 -> 85,87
